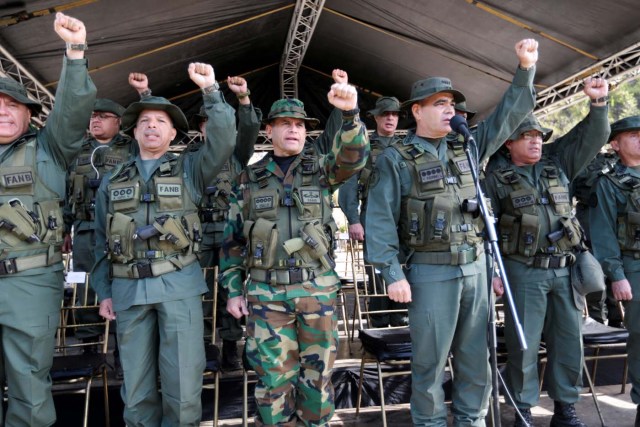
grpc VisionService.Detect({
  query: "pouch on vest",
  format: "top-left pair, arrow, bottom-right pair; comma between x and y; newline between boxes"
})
34,199 -> 63,244
624,211 -> 640,251
73,174 -> 85,202
294,187 -> 322,220
109,181 -> 140,213
554,216 -> 584,252
296,220 -> 335,270
182,212 -> 202,253
406,198 -> 427,247
155,176 -> 183,212
499,214 -> 520,255
518,213 -> 540,257
415,160 -> 445,195
107,212 -> 136,263
251,188 -> 279,221
244,218 -> 279,268
449,155 -> 473,187
154,216 -> 190,252
358,168 -> 372,201
0,199 -> 39,246
548,186 -> 572,216
427,195 -> 452,249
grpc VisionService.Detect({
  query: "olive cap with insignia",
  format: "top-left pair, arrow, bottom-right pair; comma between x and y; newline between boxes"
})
120,96 -> 189,135
0,77 -> 42,113
571,251 -> 606,311
367,96 -> 402,117
94,98 -> 125,117
265,98 -> 319,128
609,115 -> 640,141
454,101 -> 476,121
401,77 -> 465,109
507,114 -> 553,142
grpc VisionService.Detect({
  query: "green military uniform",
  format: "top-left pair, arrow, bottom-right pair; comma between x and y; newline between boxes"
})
365,66 -> 536,426
220,99 -> 369,426
91,92 -> 235,426
338,97 -> 407,327
483,109 -> 610,413
589,116 -> 640,410
0,58 -> 96,426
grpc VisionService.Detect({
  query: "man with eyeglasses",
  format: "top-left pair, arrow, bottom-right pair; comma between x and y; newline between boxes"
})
63,98 -> 136,360
485,78 -> 610,427
338,95 -> 408,327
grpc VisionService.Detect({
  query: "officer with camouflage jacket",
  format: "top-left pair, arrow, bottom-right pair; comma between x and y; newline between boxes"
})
221,81 -> 369,426
91,63 -> 235,426
365,39 -> 538,426
0,13 -> 96,426
589,116 -> 640,427
487,77 -> 610,427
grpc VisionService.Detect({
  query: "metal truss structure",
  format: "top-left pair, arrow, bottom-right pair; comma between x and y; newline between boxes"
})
280,0 -> 325,99
535,41 -> 640,119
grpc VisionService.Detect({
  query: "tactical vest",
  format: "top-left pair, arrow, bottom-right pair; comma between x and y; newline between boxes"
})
0,138 -> 64,270
493,162 -> 585,267
242,144 -> 337,283
357,135 -> 396,203
395,139 -> 483,264
573,152 -> 617,205
602,165 -> 640,254
69,136 -> 133,221
199,158 -> 240,224
105,155 -> 201,278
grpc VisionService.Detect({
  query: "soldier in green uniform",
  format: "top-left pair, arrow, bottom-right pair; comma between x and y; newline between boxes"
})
220,80 -> 369,426
454,101 -> 476,122
338,95 -> 407,327
588,115 -> 640,427
63,98 -> 135,351
486,77 -> 610,427
91,62 -> 235,426
365,39 -> 539,426
0,12 -> 96,426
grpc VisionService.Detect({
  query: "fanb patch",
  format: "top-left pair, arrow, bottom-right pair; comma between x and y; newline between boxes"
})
2,171 -> 33,187
419,165 -> 444,183
111,186 -> 135,201
300,189 -> 321,204
104,155 -> 123,167
455,159 -> 471,173
254,196 -> 274,210
157,183 -> 182,196
551,192 -> 570,204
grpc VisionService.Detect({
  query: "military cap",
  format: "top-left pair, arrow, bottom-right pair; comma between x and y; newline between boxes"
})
0,77 -> 42,113
507,114 -> 553,142
454,101 -> 476,121
368,96 -> 402,117
401,77 -> 465,109
93,98 -> 125,117
609,115 -> 640,141
265,98 -> 319,129
120,96 -> 189,135
571,251 -> 606,311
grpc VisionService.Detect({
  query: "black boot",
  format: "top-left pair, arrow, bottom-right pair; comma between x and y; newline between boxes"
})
221,340 -> 241,371
513,408 -> 532,427
635,404 -> 640,427
550,401 -> 587,427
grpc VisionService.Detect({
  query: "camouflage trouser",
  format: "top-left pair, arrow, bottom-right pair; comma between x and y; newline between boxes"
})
246,294 -> 338,427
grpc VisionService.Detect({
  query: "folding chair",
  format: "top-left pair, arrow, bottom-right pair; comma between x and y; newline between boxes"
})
51,273 -> 110,427
201,266 -> 221,426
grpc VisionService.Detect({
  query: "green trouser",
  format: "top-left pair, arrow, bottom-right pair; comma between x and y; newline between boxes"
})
246,294 -> 338,427
624,269 -> 640,405
116,295 -> 205,427
504,273 -> 583,408
73,228 -> 103,339
199,226 -> 243,342
0,271 -> 64,427
405,263 -> 491,427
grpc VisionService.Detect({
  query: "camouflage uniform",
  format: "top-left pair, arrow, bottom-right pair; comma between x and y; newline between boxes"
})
220,99 -> 369,426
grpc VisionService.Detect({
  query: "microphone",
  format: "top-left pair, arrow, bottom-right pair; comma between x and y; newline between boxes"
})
449,115 -> 474,143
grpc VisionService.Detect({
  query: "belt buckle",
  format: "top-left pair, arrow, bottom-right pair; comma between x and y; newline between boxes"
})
0,258 -> 17,275
289,267 -> 303,284
135,262 -> 153,279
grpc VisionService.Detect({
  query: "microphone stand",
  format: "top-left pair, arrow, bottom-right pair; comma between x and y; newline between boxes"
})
458,132 -> 527,427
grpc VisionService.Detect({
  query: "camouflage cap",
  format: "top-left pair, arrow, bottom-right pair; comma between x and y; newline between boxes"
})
507,114 -> 553,142
609,115 -> 640,141
454,101 -> 476,121
367,96 -> 402,117
401,77 -> 465,109
93,98 -> 125,117
120,96 -> 189,135
0,77 -> 42,113
265,98 -> 319,128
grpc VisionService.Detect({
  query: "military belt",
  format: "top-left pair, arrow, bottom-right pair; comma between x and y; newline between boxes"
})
111,253 -> 198,279
249,267 -> 315,285
198,209 -> 228,223
0,251 -> 62,276
523,253 -> 575,269
410,246 -> 478,266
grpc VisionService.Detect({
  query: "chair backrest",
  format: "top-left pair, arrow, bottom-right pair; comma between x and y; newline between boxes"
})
202,266 -> 219,343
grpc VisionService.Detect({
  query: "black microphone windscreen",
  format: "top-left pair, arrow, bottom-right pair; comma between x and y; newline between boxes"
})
449,115 -> 468,134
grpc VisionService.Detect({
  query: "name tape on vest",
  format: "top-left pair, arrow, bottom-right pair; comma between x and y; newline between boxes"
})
76,155 -> 91,166
111,187 -> 135,201
3,171 -> 34,187
552,192 -> 570,204
455,159 -> 471,173
254,196 -> 274,210
157,184 -> 182,197
300,189 -> 321,204
104,156 -> 123,167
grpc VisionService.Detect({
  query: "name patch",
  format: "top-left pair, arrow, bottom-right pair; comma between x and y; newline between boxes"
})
3,171 -> 33,187
512,194 -> 535,209
111,187 -> 135,201
300,189 -> 321,204
104,155 -> 123,167
455,159 -> 471,173
157,184 -> 182,196
254,196 -> 274,210
76,155 -> 91,166
419,166 -> 444,184
551,192 -> 570,204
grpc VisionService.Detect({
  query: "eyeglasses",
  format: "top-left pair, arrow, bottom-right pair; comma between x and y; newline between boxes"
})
380,111 -> 399,117
522,131 -> 543,141
90,112 -> 119,120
